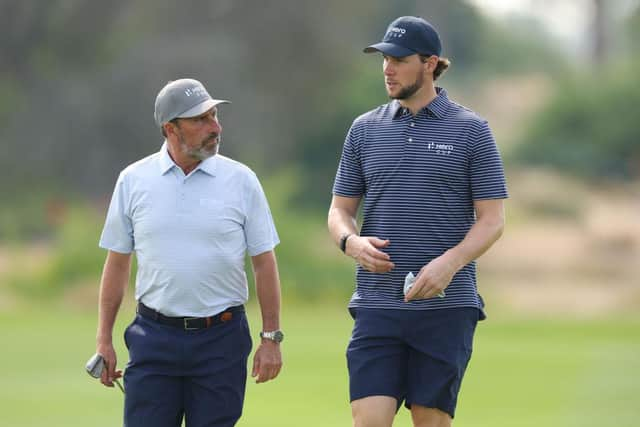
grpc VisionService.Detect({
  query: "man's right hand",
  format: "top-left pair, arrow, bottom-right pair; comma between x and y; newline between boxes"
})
345,236 -> 395,273
96,342 -> 122,388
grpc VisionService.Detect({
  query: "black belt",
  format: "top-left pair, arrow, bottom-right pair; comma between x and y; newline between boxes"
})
137,302 -> 244,330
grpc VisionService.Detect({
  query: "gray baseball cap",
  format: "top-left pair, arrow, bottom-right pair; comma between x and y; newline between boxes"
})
154,78 -> 230,127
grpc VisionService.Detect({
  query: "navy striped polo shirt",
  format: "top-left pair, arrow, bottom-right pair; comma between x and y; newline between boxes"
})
333,88 -> 508,313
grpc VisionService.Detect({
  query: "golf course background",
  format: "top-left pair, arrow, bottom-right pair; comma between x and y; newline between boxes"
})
1,174 -> 639,426
1,2 -> 640,426
1,302 -> 639,426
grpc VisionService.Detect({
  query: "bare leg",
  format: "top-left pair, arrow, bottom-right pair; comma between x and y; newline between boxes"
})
351,395 -> 397,427
410,405 -> 452,427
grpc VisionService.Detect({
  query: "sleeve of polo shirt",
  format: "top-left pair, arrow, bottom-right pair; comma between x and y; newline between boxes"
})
99,173 -> 134,254
469,120 -> 509,200
332,120 -> 365,197
244,173 -> 280,256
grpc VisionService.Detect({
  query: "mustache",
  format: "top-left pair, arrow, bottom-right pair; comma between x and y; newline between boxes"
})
203,133 -> 220,144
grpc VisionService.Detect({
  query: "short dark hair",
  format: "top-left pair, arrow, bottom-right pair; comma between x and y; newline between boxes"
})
420,56 -> 451,81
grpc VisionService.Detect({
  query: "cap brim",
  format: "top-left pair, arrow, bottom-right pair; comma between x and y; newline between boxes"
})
363,42 -> 416,57
177,98 -> 231,119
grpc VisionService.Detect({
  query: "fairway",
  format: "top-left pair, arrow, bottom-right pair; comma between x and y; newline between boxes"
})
1,303 -> 639,426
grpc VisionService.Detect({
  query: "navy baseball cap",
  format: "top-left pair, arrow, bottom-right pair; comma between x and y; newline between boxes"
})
364,16 -> 442,58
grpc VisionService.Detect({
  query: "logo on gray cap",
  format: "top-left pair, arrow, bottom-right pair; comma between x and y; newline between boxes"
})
154,78 -> 230,127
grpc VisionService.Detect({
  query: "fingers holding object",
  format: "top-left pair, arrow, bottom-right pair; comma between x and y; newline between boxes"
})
405,282 -> 445,302
100,357 -> 119,387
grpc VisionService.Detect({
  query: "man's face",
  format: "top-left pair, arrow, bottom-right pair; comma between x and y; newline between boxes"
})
172,107 -> 222,160
382,54 -> 427,100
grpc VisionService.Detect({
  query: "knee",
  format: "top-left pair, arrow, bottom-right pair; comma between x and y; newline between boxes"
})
410,405 -> 451,427
352,410 -> 390,427
351,397 -> 395,427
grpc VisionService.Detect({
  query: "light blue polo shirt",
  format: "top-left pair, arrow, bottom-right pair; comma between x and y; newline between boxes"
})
100,143 -> 279,317
333,88 -> 508,314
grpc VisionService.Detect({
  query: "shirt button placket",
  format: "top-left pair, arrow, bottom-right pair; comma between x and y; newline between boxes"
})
177,176 -> 187,213
408,119 -> 415,143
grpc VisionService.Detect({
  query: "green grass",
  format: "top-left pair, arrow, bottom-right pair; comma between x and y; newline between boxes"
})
1,304 -> 639,426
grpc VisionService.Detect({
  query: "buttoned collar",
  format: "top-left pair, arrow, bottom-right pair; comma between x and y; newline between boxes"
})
158,141 -> 217,177
392,87 -> 450,119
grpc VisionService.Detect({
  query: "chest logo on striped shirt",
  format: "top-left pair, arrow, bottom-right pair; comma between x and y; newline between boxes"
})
427,142 -> 454,156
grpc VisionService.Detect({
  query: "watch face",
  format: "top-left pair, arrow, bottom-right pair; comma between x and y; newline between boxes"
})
262,330 -> 284,343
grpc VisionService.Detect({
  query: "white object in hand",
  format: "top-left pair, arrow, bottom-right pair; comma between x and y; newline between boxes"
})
403,272 -> 445,298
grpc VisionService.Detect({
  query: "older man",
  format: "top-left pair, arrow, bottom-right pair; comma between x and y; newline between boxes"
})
95,78 -> 284,427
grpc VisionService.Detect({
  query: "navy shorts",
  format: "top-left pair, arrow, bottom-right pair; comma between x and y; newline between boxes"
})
123,310 -> 252,427
347,307 -> 480,418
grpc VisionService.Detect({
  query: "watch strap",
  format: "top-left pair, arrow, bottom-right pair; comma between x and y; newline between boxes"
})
339,233 -> 353,253
260,330 -> 284,343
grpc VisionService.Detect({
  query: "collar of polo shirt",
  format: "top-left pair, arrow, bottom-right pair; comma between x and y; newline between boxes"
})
392,87 -> 450,119
157,142 -> 218,177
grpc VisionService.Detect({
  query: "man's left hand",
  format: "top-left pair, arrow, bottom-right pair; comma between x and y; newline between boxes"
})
405,253 -> 458,302
251,341 -> 282,383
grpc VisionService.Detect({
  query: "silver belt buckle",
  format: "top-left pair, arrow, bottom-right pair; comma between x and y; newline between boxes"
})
183,317 -> 199,330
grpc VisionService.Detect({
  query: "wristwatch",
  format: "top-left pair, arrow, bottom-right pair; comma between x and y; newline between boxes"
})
339,233 -> 354,253
260,330 -> 284,343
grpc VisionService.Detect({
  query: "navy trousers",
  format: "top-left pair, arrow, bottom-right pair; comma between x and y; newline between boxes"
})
123,311 -> 252,427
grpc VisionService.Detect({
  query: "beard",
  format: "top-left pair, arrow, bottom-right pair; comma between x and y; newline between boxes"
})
389,71 -> 425,100
179,133 -> 221,160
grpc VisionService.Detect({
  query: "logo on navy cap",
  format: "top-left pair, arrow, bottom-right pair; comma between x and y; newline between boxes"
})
386,27 -> 407,38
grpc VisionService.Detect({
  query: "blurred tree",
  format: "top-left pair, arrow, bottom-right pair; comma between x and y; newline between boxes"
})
0,0 -> 127,196
510,4 -> 640,181
510,68 -> 640,180
627,2 -> 640,51
591,0 -> 609,64
0,0 -> 126,88
0,0 -> 566,239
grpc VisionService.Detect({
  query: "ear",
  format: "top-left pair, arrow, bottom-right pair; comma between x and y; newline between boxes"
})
163,121 -> 179,138
424,55 -> 438,73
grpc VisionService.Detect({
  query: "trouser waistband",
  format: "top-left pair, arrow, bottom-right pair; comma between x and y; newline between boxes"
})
137,302 -> 244,330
